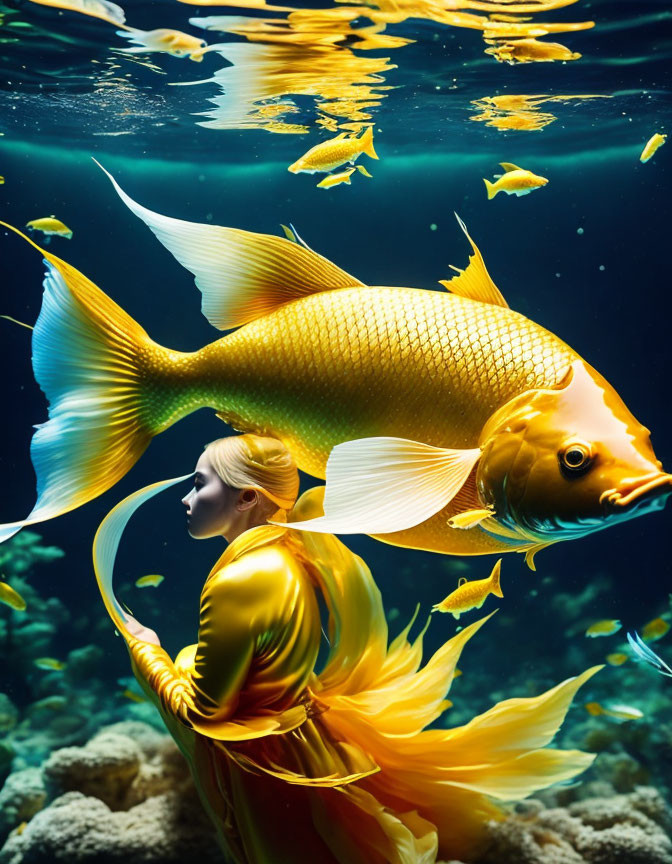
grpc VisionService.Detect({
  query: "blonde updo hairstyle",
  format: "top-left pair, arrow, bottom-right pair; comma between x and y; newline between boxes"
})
203,435 -> 300,521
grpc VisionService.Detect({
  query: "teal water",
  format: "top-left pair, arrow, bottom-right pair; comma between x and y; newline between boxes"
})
0,0 -> 671,859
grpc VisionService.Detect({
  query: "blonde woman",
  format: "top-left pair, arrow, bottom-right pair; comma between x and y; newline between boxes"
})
94,434 -> 599,864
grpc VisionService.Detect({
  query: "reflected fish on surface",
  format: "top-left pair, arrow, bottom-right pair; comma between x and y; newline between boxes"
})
26,0 -> 126,26
584,702 -> 643,721
606,652 -> 628,666
288,126 -> 378,174
585,619 -> 622,638
1,164 -> 671,571
486,37 -> 581,63
135,574 -> 164,588
116,28 -> 208,60
0,581 -> 26,611
640,133 -> 666,163
484,162 -> 548,199
432,559 -> 503,619
641,616 -> 670,642
25,217 -> 72,240
34,657 -> 66,671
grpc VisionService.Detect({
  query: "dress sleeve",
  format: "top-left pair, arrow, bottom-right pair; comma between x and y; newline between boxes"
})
127,546 -> 297,728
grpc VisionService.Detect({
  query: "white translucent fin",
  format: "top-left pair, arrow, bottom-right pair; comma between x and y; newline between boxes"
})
279,437 -> 481,535
439,215 -> 508,309
0,260 -> 151,543
93,474 -> 191,631
97,161 -> 363,330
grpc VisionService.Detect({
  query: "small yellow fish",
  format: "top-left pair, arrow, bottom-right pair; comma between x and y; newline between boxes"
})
15,822 -> 27,836
0,176 -> 4,184
25,217 -> 73,240
34,657 -> 66,671
135,573 -> 164,588
121,688 -> 147,703
584,701 -> 643,721
585,619 -> 622,638
116,28 -> 208,61
432,559 -> 503,619
483,162 -> 548,199
641,616 -> 670,642
0,580 -> 26,611
640,133 -> 666,164
606,652 -> 628,666
316,167 -> 356,189
288,126 -> 378,174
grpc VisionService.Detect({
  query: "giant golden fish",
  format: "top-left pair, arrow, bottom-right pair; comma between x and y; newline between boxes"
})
0,165 -> 669,567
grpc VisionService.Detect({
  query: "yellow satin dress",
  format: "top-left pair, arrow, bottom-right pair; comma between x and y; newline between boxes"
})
125,489 -> 598,864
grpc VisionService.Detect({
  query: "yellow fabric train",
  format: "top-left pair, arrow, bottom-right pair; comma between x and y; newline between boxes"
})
95,482 -> 599,864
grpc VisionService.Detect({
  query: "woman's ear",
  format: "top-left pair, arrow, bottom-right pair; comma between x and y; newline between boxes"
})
236,489 -> 259,512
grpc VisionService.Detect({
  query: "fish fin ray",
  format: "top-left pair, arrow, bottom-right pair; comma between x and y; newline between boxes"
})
0,249 -> 154,544
96,161 -> 364,330
439,215 -> 508,308
277,437 -> 481,535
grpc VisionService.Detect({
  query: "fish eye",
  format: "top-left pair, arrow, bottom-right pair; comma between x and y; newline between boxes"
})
560,440 -> 593,474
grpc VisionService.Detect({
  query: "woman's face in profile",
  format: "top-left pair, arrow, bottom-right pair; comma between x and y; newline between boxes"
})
182,453 -> 240,539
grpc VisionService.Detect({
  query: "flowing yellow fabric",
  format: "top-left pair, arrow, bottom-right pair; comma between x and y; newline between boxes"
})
126,487 -> 599,864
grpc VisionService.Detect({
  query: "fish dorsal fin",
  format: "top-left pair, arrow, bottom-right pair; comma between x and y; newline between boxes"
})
500,162 -> 523,172
458,577 -> 468,587
97,161 -> 364,330
276,436 -> 482,535
439,215 -> 508,309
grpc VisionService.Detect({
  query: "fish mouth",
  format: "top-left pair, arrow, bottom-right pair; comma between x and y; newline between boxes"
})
601,472 -> 672,511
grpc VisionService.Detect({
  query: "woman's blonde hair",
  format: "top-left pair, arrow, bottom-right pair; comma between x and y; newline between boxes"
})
203,435 -> 300,515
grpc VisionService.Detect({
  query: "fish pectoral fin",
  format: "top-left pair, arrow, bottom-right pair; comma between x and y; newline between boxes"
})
96,161 -> 364,330
277,437 -> 482,536
447,507 -> 495,529
499,162 -> 523,172
439,214 -> 508,309
524,542 -> 554,571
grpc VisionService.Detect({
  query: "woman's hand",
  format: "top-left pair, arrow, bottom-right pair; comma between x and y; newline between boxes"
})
123,613 -> 161,646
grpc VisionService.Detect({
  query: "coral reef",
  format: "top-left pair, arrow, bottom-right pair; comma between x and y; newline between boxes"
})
0,722 -> 223,864
480,787 -> 672,864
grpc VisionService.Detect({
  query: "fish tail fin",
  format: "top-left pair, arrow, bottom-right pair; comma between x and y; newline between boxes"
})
0,222 -> 186,542
483,178 -> 497,200
360,125 -> 378,160
489,558 -> 504,598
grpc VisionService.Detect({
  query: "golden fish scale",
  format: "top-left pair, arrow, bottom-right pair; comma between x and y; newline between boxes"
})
443,580 -> 490,612
194,285 -> 578,477
301,139 -> 361,170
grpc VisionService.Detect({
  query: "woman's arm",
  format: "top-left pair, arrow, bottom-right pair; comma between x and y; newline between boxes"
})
126,547 -> 295,727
